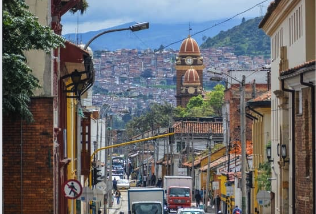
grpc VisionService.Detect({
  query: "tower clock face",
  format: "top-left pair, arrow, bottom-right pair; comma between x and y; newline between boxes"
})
188,87 -> 195,94
185,57 -> 193,65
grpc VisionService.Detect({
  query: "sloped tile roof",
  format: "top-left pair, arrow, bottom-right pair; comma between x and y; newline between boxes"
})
173,121 -> 223,134
248,90 -> 271,102
182,155 -> 206,167
279,60 -> 316,79
247,91 -> 271,107
199,154 -> 237,171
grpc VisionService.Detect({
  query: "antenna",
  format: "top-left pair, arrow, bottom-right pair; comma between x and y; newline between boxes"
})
188,22 -> 192,36
76,11 -> 79,45
258,4 -> 265,16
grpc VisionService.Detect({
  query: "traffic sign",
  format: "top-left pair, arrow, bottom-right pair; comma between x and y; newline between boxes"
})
63,179 -> 83,199
212,181 -> 219,190
256,190 -> 270,206
226,186 -> 234,196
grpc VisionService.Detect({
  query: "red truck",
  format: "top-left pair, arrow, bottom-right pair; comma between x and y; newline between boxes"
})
163,176 -> 192,212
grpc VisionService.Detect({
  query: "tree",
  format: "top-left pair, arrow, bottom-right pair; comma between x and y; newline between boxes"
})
173,95 -> 214,118
68,0 -> 89,14
205,84 -> 225,116
125,102 -> 175,138
3,0 -> 65,122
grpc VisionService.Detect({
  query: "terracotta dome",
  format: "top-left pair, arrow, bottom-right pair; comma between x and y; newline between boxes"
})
183,67 -> 200,86
179,35 -> 200,56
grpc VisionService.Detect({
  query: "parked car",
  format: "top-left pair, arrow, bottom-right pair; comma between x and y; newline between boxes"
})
117,179 -> 130,190
129,180 -> 137,187
177,207 -> 205,214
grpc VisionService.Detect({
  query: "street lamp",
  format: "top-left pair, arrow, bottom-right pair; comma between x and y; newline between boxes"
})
208,68 -> 247,213
83,22 -> 149,50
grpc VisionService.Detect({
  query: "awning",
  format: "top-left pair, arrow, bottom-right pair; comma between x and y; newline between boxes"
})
200,154 -> 238,172
182,156 -> 205,167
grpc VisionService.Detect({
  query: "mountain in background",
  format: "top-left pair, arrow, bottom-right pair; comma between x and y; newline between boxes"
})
200,16 -> 270,57
63,18 -> 244,51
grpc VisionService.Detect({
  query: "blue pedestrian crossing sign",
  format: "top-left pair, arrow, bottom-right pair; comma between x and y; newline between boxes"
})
63,179 -> 83,199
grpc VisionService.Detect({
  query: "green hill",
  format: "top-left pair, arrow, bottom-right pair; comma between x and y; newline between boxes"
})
200,17 -> 270,57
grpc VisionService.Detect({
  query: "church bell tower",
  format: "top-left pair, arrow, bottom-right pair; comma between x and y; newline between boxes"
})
175,35 -> 205,107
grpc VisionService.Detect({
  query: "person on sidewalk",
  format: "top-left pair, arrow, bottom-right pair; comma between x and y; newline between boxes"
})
214,194 -> 221,213
113,178 -> 117,191
195,190 -> 202,207
115,189 -> 121,204
233,205 -> 242,214
151,173 -> 156,186
143,174 -> 147,187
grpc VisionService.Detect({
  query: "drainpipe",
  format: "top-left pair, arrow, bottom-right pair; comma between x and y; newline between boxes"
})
281,80 -> 295,214
300,74 -> 315,214
20,120 -> 23,214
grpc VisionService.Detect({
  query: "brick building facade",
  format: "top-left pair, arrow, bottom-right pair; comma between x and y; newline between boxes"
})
294,86 -> 313,211
3,98 -> 54,214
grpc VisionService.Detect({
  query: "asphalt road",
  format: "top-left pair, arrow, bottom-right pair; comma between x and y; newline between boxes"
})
107,187 -> 217,214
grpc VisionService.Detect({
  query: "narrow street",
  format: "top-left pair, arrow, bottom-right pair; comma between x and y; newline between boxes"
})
107,187 -> 217,214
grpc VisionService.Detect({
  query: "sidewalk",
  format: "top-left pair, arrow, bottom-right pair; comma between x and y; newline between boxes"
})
107,200 -> 123,214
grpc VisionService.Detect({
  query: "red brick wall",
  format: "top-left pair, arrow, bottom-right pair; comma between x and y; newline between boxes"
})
227,84 -> 269,143
294,87 -> 313,213
3,97 -> 54,214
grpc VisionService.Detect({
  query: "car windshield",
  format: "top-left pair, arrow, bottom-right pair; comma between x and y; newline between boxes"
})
118,179 -> 129,184
132,203 -> 162,214
169,188 -> 190,197
179,211 -> 204,214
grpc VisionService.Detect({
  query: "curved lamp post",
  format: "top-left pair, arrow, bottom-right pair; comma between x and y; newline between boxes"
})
85,22 -> 148,213
83,22 -> 149,50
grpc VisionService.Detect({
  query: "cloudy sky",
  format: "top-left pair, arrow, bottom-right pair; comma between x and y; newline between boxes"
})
61,0 -> 270,34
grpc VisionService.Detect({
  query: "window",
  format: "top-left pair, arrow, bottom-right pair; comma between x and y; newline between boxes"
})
295,90 -> 302,115
177,141 -> 186,152
289,5 -> 303,46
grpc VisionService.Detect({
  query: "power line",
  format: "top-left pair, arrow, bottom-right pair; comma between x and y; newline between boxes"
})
162,0 -> 269,50
131,31 -> 149,48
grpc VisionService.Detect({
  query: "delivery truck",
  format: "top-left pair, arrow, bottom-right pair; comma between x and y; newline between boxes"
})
128,188 -> 165,214
163,176 -> 192,212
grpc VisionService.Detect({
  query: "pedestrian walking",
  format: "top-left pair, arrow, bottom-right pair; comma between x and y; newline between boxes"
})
214,194 -> 221,213
143,174 -> 147,187
151,173 -> 156,186
156,177 -> 162,188
113,178 -> 117,191
195,190 -> 202,207
115,189 -> 121,204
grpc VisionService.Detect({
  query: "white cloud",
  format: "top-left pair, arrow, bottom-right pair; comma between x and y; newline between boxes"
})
61,0 -> 270,34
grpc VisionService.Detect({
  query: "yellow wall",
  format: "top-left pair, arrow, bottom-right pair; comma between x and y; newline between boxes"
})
200,147 -> 227,189
67,95 -> 78,212
250,107 -> 271,213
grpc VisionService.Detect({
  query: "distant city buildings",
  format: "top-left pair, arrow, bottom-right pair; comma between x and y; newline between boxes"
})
92,46 -> 270,115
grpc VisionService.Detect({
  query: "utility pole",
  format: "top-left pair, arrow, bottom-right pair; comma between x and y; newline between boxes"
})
240,75 -> 247,213
191,126 -> 194,199
205,129 -> 212,211
108,115 -> 113,208
208,69 -> 248,213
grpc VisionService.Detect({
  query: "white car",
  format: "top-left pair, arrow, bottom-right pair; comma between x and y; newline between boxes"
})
117,179 -> 130,190
177,207 -> 205,214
